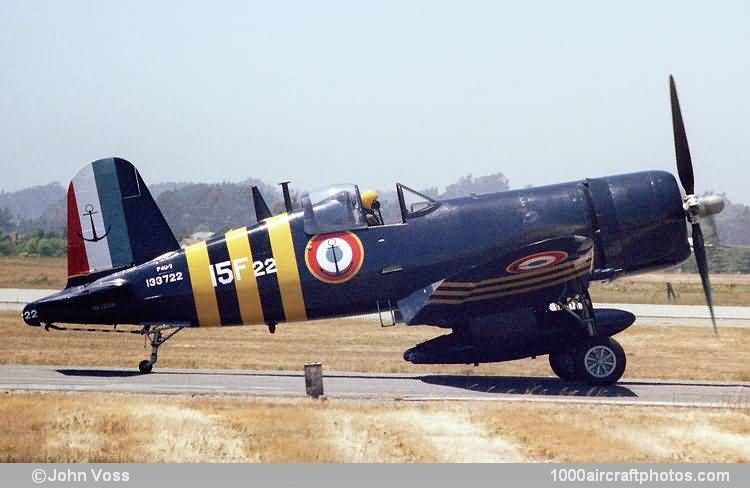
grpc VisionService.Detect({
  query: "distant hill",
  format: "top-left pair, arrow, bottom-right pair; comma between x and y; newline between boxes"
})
4,172 -> 750,251
1,172 -> 512,238
149,182 -> 192,198
156,178 -> 282,239
713,196 -> 750,246
0,182 -> 65,223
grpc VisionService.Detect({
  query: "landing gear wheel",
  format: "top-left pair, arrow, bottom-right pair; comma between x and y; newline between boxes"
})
549,350 -> 577,381
138,360 -> 153,374
574,336 -> 626,385
137,326 -> 183,375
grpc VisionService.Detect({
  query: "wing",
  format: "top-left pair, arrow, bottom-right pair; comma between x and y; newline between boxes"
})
397,235 -> 594,326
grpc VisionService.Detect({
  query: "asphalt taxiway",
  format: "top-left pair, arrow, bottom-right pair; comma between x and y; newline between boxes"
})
3,289 -> 747,407
0,365 -> 746,408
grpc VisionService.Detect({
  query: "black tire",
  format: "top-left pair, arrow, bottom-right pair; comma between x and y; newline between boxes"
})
138,360 -> 153,374
548,350 -> 577,381
573,336 -> 626,385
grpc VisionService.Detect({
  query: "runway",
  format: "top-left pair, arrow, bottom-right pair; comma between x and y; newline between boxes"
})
0,364 -> 746,408
0,288 -> 51,311
598,302 -> 750,328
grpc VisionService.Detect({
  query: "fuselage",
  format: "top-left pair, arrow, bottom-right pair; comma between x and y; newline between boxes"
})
23,170 -> 690,328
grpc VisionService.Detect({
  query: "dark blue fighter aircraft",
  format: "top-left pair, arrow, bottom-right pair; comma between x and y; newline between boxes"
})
22,77 -> 724,385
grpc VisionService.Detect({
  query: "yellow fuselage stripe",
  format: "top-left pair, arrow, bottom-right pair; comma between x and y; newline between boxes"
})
266,214 -> 307,321
225,227 -> 265,325
185,241 -> 221,326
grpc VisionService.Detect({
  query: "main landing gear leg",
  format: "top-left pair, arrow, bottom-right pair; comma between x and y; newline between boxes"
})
573,289 -> 597,337
549,289 -> 627,385
138,327 -> 182,374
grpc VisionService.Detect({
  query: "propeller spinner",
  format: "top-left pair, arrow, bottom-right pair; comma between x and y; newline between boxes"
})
669,75 -> 725,335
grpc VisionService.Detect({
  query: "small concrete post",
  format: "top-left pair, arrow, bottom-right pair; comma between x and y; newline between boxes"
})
304,362 -> 324,398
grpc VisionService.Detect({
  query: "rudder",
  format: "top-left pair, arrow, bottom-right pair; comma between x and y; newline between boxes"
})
66,158 -> 179,286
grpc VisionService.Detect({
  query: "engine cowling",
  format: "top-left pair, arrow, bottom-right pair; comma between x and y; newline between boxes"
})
586,170 -> 691,277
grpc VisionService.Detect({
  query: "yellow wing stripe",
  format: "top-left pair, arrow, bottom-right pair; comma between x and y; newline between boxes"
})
225,227 -> 265,325
185,241 -> 221,327
266,214 -> 308,322
429,268 -> 590,305
439,253 -> 592,289
433,256 -> 592,297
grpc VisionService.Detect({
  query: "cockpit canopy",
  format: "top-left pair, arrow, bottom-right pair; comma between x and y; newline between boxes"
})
300,183 -> 440,234
301,184 -> 368,235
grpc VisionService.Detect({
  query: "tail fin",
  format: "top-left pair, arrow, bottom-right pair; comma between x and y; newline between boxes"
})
66,158 -> 179,286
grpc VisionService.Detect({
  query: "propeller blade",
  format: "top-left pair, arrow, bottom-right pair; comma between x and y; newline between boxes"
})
692,222 -> 718,335
670,75 -> 695,195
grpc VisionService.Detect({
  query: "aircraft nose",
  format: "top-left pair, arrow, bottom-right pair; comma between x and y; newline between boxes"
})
22,303 -> 41,326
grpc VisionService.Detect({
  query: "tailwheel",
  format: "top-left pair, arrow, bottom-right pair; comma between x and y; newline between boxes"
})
574,336 -> 626,385
138,360 -> 153,374
137,326 -> 183,374
548,350 -> 577,381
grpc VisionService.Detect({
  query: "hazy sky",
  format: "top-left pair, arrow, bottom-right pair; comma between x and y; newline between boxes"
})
1,1 -> 748,202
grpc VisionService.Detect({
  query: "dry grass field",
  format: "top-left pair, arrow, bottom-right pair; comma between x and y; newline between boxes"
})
0,256 -> 67,289
2,256 -> 750,305
2,257 -> 748,463
590,272 -> 750,306
1,312 -> 748,381
1,391 -> 747,462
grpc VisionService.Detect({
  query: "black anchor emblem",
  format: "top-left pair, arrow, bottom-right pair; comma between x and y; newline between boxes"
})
326,239 -> 343,275
79,204 -> 111,242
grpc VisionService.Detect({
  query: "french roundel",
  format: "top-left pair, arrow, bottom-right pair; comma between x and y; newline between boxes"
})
305,231 -> 365,284
505,250 -> 569,274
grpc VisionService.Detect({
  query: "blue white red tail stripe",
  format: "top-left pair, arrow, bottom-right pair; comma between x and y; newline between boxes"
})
66,158 -> 179,285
